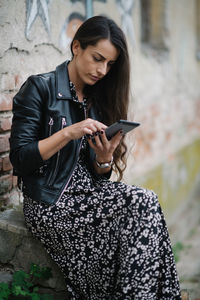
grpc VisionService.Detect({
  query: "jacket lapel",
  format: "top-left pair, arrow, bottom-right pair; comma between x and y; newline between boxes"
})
55,61 -> 72,100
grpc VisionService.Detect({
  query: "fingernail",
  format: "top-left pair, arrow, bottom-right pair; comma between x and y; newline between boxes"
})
95,132 -> 99,136
101,130 -> 104,134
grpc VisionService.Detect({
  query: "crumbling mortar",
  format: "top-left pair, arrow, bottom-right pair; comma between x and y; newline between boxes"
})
34,42 -> 63,55
0,151 -> 10,158
0,111 -> 12,118
0,42 -> 63,60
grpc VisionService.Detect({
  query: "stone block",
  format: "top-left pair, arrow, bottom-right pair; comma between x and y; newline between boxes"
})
6,189 -> 21,206
0,193 -> 9,206
0,229 -> 22,263
0,271 -> 13,284
0,208 -> 67,298
0,174 -> 13,195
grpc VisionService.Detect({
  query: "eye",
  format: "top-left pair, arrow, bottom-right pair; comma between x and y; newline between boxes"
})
93,56 -> 101,62
108,61 -> 116,67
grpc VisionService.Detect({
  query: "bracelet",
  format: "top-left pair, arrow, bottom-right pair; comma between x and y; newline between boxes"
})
95,156 -> 113,169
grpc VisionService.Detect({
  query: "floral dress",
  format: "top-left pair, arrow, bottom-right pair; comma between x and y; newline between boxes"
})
23,83 -> 181,300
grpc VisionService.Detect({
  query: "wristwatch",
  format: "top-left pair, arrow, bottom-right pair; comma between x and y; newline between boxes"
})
95,156 -> 113,168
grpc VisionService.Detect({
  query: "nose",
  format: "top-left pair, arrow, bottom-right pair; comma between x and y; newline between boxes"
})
97,62 -> 108,77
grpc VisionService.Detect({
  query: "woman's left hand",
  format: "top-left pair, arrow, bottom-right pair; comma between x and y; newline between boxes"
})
87,130 -> 122,163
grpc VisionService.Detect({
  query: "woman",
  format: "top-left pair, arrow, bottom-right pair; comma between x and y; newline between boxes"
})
10,16 -> 181,299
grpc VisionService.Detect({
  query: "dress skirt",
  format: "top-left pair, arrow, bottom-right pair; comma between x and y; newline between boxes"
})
23,144 -> 181,300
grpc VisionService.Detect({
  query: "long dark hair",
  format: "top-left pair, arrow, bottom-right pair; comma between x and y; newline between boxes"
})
70,15 -> 130,181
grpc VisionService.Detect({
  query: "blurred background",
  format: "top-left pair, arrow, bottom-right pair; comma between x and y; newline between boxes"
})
0,0 -> 200,298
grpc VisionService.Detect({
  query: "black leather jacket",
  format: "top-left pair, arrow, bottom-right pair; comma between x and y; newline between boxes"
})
9,61 -> 111,205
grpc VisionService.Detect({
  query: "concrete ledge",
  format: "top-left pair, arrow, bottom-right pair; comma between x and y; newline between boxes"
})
0,207 -> 67,299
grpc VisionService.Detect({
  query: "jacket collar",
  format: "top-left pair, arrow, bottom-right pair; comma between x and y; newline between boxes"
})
56,60 -> 72,100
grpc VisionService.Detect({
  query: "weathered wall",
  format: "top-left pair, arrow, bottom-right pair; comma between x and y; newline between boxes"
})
0,0 -> 200,225
123,0 -> 200,224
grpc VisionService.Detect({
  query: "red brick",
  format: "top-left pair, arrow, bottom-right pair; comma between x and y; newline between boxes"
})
0,133 -> 10,153
0,174 -> 13,195
14,74 -> 24,89
0,116 -> 12,132
12,175 -> 18,187
0,157 -> 2,171
0,93 -> 13,111
0,74 -> 15,91
2,156 -> 12,171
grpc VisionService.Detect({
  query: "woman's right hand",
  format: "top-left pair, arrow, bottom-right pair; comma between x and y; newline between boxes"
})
64,118 -> 107,140
39,118 -> 107,161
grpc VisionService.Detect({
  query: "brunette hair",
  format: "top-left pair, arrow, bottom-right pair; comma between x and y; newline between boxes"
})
70,15 -> 130,180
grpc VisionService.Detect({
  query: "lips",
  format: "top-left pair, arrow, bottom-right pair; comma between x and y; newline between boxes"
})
90,75 -> 100,82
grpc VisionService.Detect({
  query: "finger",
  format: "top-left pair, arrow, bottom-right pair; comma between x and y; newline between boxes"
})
83,127 -> 94,135
109,131 -> 122,147
89,123 -> 99,132
99,130 -> 110,145
93,132 -> 104,148
83,122 -> 100,135
87,135 -> 96,149
91,120 -> 107,132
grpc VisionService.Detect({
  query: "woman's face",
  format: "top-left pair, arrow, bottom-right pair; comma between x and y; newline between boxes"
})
72,38 -> 119,85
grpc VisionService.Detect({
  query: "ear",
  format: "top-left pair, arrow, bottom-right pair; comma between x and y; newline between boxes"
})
72,40 -> 81,56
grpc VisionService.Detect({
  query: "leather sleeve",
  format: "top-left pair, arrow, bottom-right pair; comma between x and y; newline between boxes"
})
9,75 -> 45,175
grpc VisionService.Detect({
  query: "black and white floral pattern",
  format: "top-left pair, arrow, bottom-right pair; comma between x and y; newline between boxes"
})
23,83 -> 181,299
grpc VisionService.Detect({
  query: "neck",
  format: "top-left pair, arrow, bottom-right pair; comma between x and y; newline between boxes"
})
68,60 -> 85,101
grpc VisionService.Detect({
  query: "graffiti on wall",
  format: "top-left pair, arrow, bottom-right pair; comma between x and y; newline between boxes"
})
59,0 -> 135,52
25,0 -> 135,50
59,0 -> 107,52
116,0 -> 135,46
25,0 -> 51,40
59,12 -> 85,51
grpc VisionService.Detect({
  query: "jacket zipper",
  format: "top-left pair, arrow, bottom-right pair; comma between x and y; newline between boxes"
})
47,117 -> 66,186
56,103 -> 87,203
48,117 -> 54,136
56,137 -> 83,203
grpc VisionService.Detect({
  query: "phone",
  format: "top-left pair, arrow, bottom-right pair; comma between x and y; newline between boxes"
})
105,120 -> 140,140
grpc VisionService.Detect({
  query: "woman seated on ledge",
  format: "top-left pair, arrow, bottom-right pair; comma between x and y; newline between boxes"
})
9,15 -> 181,299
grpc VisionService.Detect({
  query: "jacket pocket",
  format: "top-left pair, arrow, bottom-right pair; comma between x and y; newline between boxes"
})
47,116 -> 67,186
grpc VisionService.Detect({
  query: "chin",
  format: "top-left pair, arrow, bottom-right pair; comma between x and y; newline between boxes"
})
86,79 -> 98,86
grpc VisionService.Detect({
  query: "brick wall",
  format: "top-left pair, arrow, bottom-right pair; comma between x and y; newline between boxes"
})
0,73 -> 23,206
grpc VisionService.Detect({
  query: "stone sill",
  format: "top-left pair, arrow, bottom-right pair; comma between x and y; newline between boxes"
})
0,207 -> 30,235
0,206 -> 67,299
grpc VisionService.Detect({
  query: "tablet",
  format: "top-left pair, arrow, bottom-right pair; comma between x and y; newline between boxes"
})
105,120 -> 140,140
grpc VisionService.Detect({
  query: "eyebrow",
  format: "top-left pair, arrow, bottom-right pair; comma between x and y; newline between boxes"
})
94,52 -> 116,63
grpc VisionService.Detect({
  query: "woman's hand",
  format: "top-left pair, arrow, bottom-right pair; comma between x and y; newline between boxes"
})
87,130 -> 122,163
39,118 -> 107,161
64,118 -> 107,140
